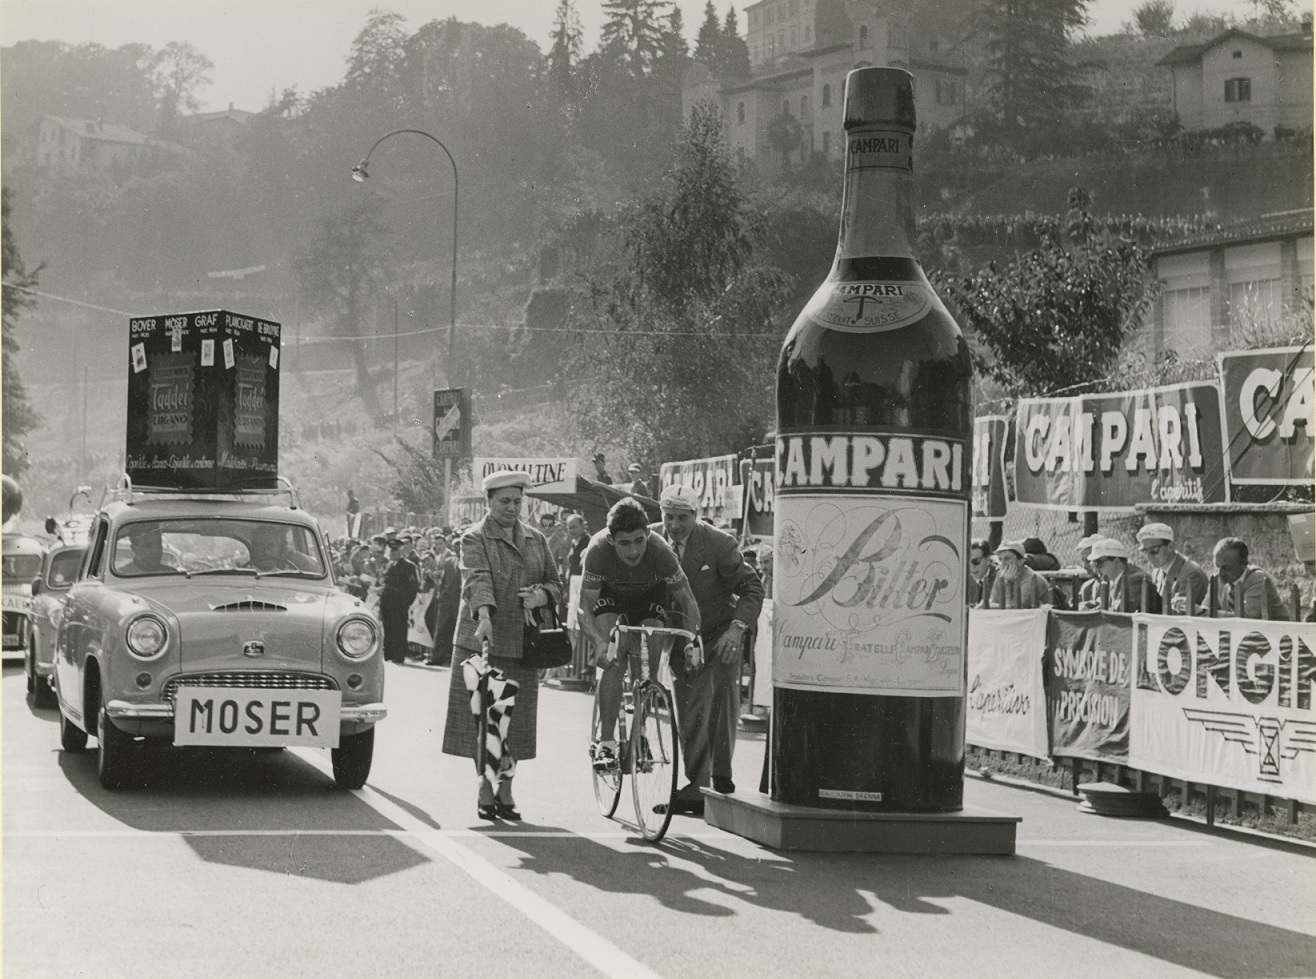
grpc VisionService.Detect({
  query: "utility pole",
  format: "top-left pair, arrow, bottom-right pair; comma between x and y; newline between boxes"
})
393,298 -> 400,423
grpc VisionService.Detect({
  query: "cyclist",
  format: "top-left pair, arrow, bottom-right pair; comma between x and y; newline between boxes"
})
578,498 -> 701,770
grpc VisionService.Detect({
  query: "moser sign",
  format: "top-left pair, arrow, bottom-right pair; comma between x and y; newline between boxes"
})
1218,346 -> 1314,486
1129,614 -> 1316,804
472,458 -> 578,494
1013,381 -> 1226,510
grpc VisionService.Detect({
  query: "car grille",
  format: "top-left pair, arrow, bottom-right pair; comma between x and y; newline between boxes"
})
163,672 -> 338,704
210,601 -> 288,612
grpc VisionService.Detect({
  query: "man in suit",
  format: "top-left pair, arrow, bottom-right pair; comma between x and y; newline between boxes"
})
1136,522 -> 1209,615
1088,538 -> 1161,614
966,538 -> 996,607
379,537 -> 420,662
653,484 -> 765,813
1212,537 -> 1290,620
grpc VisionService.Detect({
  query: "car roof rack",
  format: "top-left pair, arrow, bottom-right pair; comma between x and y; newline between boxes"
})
101,474 -> 301,510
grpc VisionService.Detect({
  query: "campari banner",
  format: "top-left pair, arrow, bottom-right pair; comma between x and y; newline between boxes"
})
1045,611 -> 1133,764
1013,380 -> 1227,511
1217,345 -> 1315,486
1129,614 -> 1316,805
965,608 -> 1049,758
739,454 -> 775,541
660,454 -> 739,517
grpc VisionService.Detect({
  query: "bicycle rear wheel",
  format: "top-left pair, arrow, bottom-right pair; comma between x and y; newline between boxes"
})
631,682 -> 679,842
590,679 -> 622,818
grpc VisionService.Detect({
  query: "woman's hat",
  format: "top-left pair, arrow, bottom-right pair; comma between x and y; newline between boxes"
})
482,469 -> 533,492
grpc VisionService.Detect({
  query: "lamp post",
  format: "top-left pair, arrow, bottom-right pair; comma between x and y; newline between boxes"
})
351,129 -> 459,388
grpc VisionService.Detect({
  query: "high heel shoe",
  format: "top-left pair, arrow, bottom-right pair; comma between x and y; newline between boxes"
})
477,803 -> 500,820
494,801 -> 522,821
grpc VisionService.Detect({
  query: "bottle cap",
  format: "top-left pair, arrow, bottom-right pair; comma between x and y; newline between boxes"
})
843,67 -> 916,131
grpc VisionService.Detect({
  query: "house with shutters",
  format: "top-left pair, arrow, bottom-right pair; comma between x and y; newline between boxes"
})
1157,23 -> 1313,136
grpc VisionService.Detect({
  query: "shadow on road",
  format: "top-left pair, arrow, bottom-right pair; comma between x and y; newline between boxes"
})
55,746 -> 430,885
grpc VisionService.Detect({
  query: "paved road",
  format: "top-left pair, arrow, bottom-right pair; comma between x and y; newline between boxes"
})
5,659 -> 1316,979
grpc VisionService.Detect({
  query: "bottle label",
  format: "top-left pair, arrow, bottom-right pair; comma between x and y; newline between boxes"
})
845,128 -> 912,171
801,280 -> 934,333
773,494 -> 966,696
772,431 -> 968,697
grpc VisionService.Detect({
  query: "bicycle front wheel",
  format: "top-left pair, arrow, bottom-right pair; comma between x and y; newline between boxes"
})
590,679 -> 622,818
631,682 -> 679,842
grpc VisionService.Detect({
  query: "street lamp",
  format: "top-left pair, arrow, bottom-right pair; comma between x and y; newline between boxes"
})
351,129 -> 459,387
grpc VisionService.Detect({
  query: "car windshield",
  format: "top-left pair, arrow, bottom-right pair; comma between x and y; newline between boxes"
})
2,554 -> 42,582
46,550 -> 85,589
111,518 -> 327,579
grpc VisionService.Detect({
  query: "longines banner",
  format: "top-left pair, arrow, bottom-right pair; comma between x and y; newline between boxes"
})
965,608 -> 1049,758
1013,381 -> 1227,510
1129,614 -> 1316,804
1217,346 -> 1315,486
972,415 -> 1010,519
1046,611 -> 1132,763
661,454 -> 739,516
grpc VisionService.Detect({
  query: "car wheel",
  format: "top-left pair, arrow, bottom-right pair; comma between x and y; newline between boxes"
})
97,705 -> 139,790
33,673 -> 57,710
60,709 -> 88,753
331,728 -> 374,790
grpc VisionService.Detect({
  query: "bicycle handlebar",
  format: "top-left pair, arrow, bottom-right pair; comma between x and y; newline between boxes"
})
613,623 -> 700,643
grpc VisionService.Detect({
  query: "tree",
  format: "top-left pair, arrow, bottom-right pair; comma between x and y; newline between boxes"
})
766,112 -> 804,172
563,103 -> 793,460
718,7 -> 752,79
1,189 -> 42,477
295,199 -> 392,421
151,42 -> 213,136
600,0 -> 673,78
1133,0 -> 1175,35
547,0 -> 584,100
977,0 -> 1090,154
344,9 -> 409,108
935,188 -> 1156,398
695,2 -> 721,63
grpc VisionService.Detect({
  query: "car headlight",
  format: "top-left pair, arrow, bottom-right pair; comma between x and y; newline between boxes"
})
336,618 -> 378,660
125,615 -> 168,660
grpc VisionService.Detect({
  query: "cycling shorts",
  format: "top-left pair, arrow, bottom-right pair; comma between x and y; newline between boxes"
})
592,580 -> 669,626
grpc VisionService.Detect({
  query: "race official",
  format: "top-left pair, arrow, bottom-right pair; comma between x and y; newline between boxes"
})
653,484 -> 764,808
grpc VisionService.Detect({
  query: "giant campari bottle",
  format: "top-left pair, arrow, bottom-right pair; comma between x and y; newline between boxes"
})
771,67 -> 972,812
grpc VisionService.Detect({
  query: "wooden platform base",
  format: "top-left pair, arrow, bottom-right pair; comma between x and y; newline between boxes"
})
701,790 -> 1020,855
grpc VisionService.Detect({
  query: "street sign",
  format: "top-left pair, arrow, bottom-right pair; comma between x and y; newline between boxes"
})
432,388 -> 470,459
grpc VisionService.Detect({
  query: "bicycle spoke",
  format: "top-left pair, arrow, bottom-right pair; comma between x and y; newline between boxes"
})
590,678 -> 622,818
631,683 -> 679,842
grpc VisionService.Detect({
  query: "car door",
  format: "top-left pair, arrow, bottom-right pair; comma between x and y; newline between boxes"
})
56,516 -> 109,720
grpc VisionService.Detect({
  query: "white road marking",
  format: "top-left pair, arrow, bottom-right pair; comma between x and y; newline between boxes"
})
293,750 -> 665,979
1017,839 -> 1212,847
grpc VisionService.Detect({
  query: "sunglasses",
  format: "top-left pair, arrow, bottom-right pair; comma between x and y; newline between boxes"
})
1139,543 -> 1166,554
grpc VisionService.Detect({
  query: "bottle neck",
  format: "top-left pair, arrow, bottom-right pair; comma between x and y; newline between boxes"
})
834,126 -> 917,263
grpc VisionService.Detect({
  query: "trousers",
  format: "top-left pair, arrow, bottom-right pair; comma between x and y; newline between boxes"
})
670,622 -> 741,787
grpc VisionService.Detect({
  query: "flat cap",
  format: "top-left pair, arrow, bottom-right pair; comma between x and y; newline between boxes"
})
482,469 -> 533,493
1076,534 -> 1106,555
1136,522 -> 1174,544
659,483 -> 701,513
1089,538 -> 1131,561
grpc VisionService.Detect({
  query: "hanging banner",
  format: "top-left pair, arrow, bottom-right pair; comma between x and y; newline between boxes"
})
1013,381 -> 1227,511
965,608 -> 1050,758
1218,346 -> 1315,486
660,454 -> 738,517
472,458 -> 578,494
1046,610 -> 1133,763
972,415 -> 1010,519
1129,614 -> 1316,804
740,455 -> 776,540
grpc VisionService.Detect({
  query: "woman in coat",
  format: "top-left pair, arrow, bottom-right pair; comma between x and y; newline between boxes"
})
441,470 -> 563,820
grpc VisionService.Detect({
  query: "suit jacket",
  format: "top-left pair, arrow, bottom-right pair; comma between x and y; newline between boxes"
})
968,567 -> 997,608
1103,567 -> 1162,614
650,521 -> 765,636
987,565 -> 1052,609
1217,566 -> 1290,621
380,555 -> 420,608
1155,552 -> 1209,611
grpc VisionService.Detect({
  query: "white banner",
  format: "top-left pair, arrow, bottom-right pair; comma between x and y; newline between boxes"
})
1130,614 -> 1316,804
473,457 -> 578,493
660,454 -> 738,515
407,589 -> 433,648
965,608 -> 1051,758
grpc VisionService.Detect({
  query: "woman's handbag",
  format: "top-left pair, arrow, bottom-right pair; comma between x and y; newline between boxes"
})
522,603 -> 573,669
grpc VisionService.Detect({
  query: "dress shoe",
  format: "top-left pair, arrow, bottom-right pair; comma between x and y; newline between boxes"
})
712,776 -> 736,794
477,803 -> 500,820
494,802 -> 522,821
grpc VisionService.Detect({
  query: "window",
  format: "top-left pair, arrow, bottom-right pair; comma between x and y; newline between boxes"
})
1233,49 -> 1243,58
1224,77 -> 1251,102
859,24 -> 869,48
822,83 -> 832,107
737,101 -> 746,125
1162,287 -> 1212,356
1226,242 -> 1282,330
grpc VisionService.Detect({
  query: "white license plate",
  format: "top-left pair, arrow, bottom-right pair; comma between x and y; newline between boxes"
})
174,688 -> 341,748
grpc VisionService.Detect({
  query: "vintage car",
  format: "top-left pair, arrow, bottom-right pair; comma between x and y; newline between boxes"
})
3,535 -> 46,662
27,543 -> 86,708
55,487 -> 387,790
